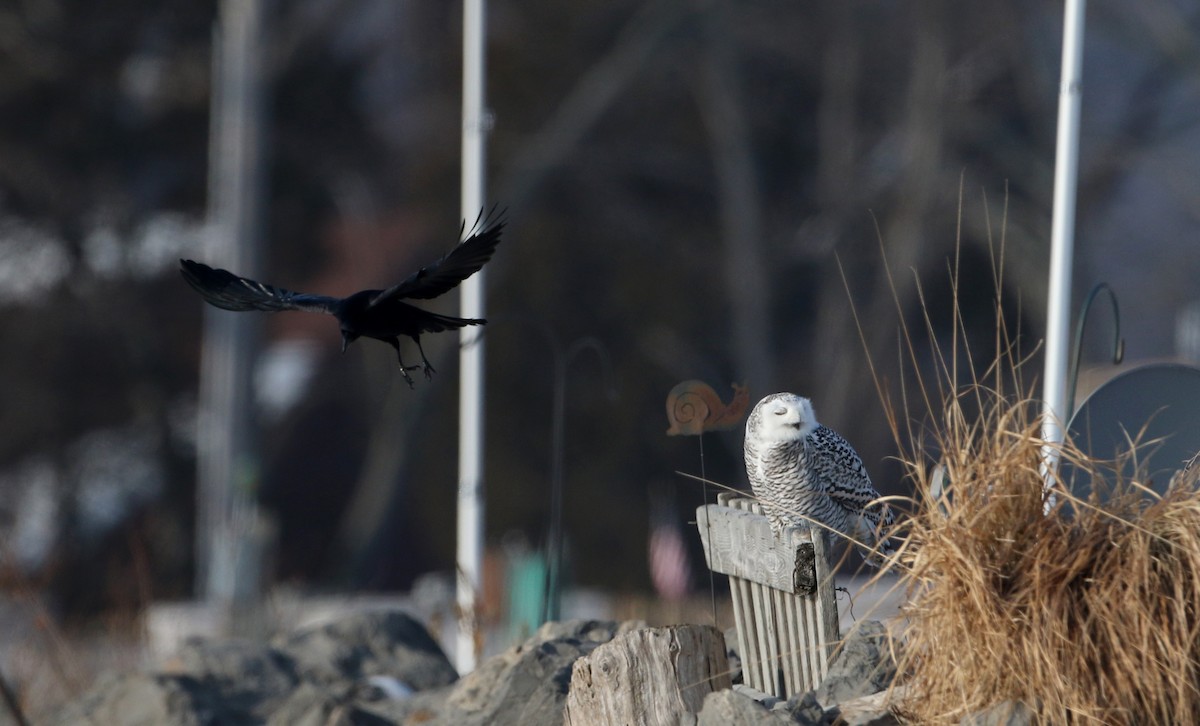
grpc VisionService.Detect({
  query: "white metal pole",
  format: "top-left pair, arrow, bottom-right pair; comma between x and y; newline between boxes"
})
200,0 -> 266,615
457,0 -> 489,675
1042,0 -> 1087,484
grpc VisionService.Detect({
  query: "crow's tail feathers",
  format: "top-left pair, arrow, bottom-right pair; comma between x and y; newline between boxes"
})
416,310 -> 486,333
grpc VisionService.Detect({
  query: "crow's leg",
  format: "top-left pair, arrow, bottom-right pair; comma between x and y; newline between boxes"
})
411,335 -> 436,380
383,337 -> 418,388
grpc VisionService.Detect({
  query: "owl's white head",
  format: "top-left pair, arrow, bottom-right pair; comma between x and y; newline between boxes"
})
747,392 -> 818,443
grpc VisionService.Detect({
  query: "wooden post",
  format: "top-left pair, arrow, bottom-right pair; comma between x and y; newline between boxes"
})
696,497 -> 840,698
563,625 -> 731,726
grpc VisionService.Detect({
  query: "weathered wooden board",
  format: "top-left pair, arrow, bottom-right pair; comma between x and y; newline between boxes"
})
695,502 -> 820,595
695,496 -> 840,699
562,624 -> 731,726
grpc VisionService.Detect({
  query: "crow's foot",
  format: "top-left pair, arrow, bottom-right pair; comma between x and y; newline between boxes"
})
412,338 -> 436,382
398,363 -> 421,388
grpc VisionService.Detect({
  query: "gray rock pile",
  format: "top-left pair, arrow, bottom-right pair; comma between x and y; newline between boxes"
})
48,611 -> 1030,725
51,609 -> 459,725
50,613 -> 645,725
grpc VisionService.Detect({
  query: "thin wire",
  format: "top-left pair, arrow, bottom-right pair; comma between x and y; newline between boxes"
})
700,432 -> 715,624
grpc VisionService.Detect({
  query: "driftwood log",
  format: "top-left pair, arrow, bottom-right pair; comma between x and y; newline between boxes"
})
562,624 -> 731,726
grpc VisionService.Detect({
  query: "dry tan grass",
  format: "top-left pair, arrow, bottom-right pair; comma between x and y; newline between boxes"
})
890,384 -> 1200,724
836,194 -> 1200,723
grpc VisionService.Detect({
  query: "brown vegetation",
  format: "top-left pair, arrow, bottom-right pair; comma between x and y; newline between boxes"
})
893,385 -> 1200,723
866,233 -> 1200,722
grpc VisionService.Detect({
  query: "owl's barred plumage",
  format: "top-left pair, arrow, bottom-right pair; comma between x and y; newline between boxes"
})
744,392 -> 896,567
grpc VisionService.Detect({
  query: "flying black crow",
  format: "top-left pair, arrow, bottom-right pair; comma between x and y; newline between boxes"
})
180,210 -> 505,387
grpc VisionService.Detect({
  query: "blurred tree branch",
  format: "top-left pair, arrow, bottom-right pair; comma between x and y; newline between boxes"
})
694,2 -> 772,388
496,0 -> 689,213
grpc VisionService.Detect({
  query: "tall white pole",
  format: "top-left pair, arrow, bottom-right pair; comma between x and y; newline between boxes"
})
1042,0 -> 1087,481
457,0 -> 489,674
200,0 -> 266,619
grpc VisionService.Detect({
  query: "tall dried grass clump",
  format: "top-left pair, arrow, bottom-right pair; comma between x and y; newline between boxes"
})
893,386 -> 1200,724
839,195 -> 1200,722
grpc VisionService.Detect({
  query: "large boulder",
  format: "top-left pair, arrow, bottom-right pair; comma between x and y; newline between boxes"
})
694,687 -> 808,725
48,672 -> 240,726
173,637 -> 301,718
379,619 -> 641,726
50,608 -> 455,725
813,621 -> 897,709
274,609 -> 458,692
263,682 -> 400,726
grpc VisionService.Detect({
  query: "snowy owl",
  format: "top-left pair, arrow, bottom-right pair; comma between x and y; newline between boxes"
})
744,392 -> 896,566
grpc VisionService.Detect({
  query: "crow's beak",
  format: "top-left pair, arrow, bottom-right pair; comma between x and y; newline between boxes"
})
341,333 -> 350,353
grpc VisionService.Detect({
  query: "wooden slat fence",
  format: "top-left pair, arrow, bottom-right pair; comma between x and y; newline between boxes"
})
696,493 -> 839,698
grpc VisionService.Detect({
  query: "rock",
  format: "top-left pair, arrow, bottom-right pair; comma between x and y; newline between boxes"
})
264,682 -> 345,726
264,682 -> 397,726
362,684 -> 452,724
52,608 -> 456,726
696,688 -> 809,725
774,690 -> 831,724
386,619 -> 636,726
813,621 -> 897,709
167,609 -> 452,722
960,700 -> 1036,726
275,609 -> 458,692
47,672 -> 237,726
830,688 -> 901,725
173,637 -> 300,717
733,683 -> 782,710
48,611 -> 909,726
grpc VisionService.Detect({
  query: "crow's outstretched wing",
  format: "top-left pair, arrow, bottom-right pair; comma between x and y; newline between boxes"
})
369,209 -> 505,306
180,259 -> 339,314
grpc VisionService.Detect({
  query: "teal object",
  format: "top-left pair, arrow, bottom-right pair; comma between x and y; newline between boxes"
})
506,550 -> 548,642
